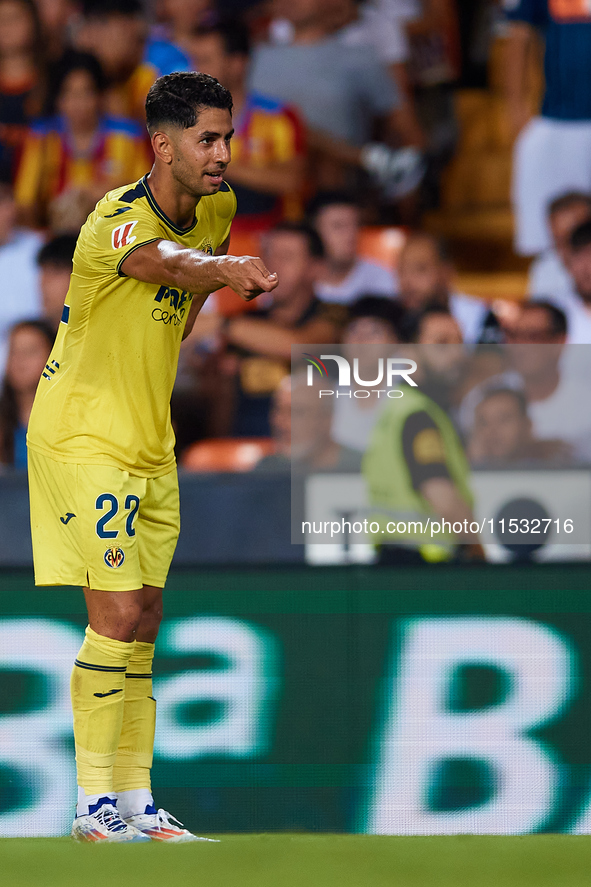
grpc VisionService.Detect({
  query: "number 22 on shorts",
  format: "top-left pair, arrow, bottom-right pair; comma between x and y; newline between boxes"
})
95,494 -> 140,539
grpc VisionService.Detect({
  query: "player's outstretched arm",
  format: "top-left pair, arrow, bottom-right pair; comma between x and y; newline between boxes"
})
180,234 -> 232,340
120,238 -> 278,301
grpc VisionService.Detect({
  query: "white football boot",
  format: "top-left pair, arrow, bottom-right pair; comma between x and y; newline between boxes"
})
124,805 -> 219,843
71,797 -> 151,843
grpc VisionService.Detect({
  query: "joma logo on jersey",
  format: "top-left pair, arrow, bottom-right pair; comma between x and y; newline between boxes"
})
111,220 -> 138,249
154,285 -> 190,311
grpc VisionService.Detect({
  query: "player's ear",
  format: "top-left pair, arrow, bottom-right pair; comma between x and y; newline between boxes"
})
151,130 -> 174,165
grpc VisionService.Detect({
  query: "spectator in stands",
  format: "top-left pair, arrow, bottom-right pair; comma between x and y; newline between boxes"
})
329,0 -> 425,150
411,305 -> 463,344
250,0 -> 423,197
331,295 -> 403,453
503,300 -> 567,347
256,372 -> 362,471
309,192 -> 398,304
502,0 -> 591,257
0,319 -> 54,468
37,234 -> 75,333
221,221 -> 341,436
36,0 -> 78,63
189,19 -> 306,229
0,178 -> 42,378
396,232 -> 493,343
468,387 -> 567,466
412,310 -> 468,412
15,51 -> 150,230
76,0 -> 160,123
362,351 -> 482,563
252,375 -> 291,470
343,294 -> 403,345
150,0 -> 213,72
557,219 -> 591,344
268,0 -> 424,147
528,192 -> 591,306
403,0 -> 461,164
0,0 -> 44,181
465,301 -> 591,461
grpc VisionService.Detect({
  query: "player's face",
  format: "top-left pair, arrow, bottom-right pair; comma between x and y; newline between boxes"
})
170,107 -> 233,198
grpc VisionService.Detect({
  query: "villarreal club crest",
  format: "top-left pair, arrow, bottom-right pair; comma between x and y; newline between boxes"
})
104,546 -> 125,569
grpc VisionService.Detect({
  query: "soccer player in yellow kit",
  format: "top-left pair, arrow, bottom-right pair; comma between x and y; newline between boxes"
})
26,71 -> 278,843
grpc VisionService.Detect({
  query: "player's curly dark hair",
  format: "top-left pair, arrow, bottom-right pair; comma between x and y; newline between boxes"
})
145,72 -> 233,134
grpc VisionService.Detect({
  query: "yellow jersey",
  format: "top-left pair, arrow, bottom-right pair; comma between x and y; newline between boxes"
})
27,175 -> 236,476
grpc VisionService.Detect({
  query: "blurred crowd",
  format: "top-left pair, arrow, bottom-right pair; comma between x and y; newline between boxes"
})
2,0 -> 591,474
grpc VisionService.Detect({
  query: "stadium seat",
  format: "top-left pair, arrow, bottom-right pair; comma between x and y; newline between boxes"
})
455,272 -> 529,301
181,437 -> 276,472
358,226 -> 406,270
215,230 -> 262,316
424,34 -> 544,270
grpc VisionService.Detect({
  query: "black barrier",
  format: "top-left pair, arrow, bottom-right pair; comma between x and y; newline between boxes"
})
0,469 -> 298,567
4,465 -> 590,569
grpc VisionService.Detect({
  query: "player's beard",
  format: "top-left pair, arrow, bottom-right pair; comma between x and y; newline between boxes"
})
172,153 -> 223,199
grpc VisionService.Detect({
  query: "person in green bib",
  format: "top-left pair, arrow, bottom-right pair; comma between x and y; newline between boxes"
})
363,377 -> 483,565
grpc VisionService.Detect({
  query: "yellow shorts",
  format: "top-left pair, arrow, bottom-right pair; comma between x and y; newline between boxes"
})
28,449 -> 180,591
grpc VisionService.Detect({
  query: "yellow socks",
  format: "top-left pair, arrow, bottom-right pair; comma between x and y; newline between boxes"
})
71,627 -> 157,813
71,626 -> 135,796
113,641 -> 156,795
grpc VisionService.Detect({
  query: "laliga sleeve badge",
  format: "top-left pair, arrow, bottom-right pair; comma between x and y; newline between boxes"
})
111,220 -> 138,249
104,547 -> 125,569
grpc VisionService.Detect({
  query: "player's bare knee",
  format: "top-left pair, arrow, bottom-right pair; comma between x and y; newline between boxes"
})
106,599 -> 144,642
141,597 -> 163,636
142,588 -> 163,624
